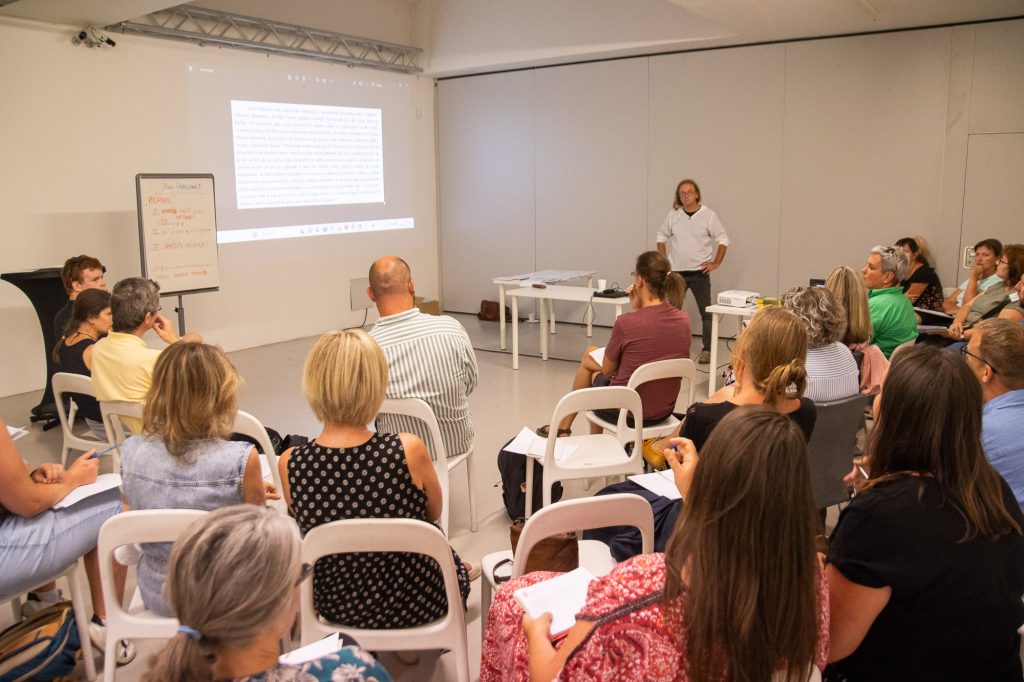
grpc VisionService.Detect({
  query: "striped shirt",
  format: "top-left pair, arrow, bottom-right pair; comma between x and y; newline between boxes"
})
370,308 -> 478,458
805,342 -> 860,403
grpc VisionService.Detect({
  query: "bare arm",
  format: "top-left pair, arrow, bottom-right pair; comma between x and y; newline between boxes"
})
942,287 -> 963,314
903,282 -> 927,303
401,433 -> 443,523
961,265 -> 986,305
83,344 -> 95,371
656,242 -> 666,257
701,244 -> 728,274
0,420 -> 99,516
523,612 -> 597,682
241,448 -> 267,505
277,447 -> 295,509
826,564 -> 891,662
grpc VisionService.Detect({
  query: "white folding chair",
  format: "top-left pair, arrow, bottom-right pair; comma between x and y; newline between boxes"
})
525,386 -> 644,517
2,559 -> 98,680
377,398 -> 454,535
584,358 -> 696,439
299,518 -> 470,682
232,410 -> 285,511
480,493 -> 655,635
98,400 -> 144,470
52,372 -> 106,466
447,445 -> 478,532
97,509 -> 208,681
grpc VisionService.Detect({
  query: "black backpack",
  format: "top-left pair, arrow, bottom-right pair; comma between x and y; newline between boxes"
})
497,435 -> 563,520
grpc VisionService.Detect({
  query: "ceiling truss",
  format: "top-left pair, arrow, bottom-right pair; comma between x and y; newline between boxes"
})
107,4 -> 422,74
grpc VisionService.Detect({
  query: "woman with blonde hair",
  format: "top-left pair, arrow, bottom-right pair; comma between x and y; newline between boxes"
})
278,329 -> 471,631
120,342 -> 277,616
147,505 -> 392,682
825,265 -> 887,395
589,306 -> 817,559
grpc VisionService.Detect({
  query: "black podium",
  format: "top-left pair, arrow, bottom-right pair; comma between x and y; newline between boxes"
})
1,268 -> 66,426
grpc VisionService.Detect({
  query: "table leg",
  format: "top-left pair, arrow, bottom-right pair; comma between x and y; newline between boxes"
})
498,283 -> 507,350
585,276 -> 595,337
550,301 -> 556,334
540,297 -> 549,360
708,312 -> 721,393
512,296 -> 520,370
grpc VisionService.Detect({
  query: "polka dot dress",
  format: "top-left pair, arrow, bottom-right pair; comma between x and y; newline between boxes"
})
288,433 -> 470,629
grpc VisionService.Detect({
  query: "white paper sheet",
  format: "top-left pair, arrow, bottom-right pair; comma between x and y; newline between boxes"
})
514,567 -> 596,638
627,470 -> 681,500
588,347 -> 605,366
7,425 -> 28,440
53,473 -> 122,509
504,427 -> 578,464
279,633 -> 340,665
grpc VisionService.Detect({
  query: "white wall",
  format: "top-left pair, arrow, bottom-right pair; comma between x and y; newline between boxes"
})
0,17 -> 439,398
438,20 -> 1024,325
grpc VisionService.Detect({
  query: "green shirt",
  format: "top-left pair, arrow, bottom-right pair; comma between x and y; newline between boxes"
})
868,286 -> 918,358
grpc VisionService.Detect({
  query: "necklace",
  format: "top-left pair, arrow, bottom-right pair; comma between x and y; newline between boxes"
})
70,330 -> 98,341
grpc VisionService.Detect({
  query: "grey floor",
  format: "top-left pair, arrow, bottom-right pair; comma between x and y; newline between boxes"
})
2,314 -> 715,681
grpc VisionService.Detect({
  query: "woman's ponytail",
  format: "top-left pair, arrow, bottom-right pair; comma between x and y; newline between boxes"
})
145,632 -> 214,682
761,359 -> 807,406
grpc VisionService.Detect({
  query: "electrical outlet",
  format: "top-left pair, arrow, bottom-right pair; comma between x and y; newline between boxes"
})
349,277 -> 373,310
963,246 -> 976,270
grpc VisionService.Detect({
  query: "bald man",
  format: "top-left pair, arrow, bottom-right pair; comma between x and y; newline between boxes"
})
367,256 -> 478,458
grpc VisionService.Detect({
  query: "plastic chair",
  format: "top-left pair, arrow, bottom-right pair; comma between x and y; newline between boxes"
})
480,493 -> 655,635
299,518 -> 470,682
806,394 -> 868,509
232,410 -> 285,511
585,358 -> 696,440
2,559 -> 98,680
377,398 -> 455,535
97,509 -> 208,681
525,386 -> 644,517
98,400 -> 144,471
447,445 -> 478,533
52,372 -> 106,467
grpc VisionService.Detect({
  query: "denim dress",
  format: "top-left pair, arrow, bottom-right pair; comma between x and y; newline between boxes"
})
120,435 -> 250,616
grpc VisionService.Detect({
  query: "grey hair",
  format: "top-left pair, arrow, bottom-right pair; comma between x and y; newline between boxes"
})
781,286 -> 848,348
147,506 -> 302,682
870,245 -> 909,283
110,277 -> 160,332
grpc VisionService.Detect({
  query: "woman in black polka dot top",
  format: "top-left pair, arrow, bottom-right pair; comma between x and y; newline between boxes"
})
278,329 -> 471,629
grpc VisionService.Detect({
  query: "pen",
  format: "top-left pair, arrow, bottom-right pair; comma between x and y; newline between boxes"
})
857,465 -> 869,479
88,441 -> 125,459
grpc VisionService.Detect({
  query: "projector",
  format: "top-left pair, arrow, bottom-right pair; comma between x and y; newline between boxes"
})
717,290 -> 760,307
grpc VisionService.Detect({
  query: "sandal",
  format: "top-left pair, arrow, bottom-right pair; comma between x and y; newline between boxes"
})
535,425 -> 572,438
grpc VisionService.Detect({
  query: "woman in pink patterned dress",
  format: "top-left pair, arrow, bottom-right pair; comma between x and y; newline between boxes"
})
481,407 -> 830,682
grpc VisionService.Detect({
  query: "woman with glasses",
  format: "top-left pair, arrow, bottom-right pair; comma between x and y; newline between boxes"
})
947,244 -> 1024,339
147,505 -> 392,682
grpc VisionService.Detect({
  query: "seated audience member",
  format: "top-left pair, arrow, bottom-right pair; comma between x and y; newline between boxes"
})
825,265 -> 888,395
90,278 -> 202,431
0,416 -> 134,665
1003,272 -> 1024,324
368,256 -> 478,458
827,345 -> 1024,680
482,409 -> 828,682
147,505 -> 392,682
943,238 -> 1004,314
781,286 -> 860,402
862,245 -> 917,358
53,254 -> 107,343
278,330 -> 472,630
588,306 -> 815,559
947,244 -> 1024,340
537,251 -> 690,437
964,319 -> 1024,511
119,343 -> 275,617
53,288 -> 111,438
896,235 -> 943,311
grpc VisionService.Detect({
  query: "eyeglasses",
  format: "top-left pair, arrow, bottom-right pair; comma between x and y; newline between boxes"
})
960,346 -> 999,374
997,258 -> 1008,265
294,562 -> 313,586
879,246 -> 896,255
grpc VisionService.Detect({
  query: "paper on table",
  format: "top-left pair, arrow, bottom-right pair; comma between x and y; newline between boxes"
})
279,633 -> 339,665
7,425 -> 28,440
504,427 -> 578,464
628,470 -> 681,500
53,473 -> 122,509
589,347 -> 605,366
514,567 -> 596,638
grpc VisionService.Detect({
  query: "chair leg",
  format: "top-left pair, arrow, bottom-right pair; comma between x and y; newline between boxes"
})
466,451 -> 478,533
67,562 -> 98,681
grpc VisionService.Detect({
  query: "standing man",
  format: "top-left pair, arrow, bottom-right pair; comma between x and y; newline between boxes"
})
656,179 -> 729,364
367,256 -> 478,459
963,318 -> 1024,510
862,245 -> 918,358
54,255 -> 107,341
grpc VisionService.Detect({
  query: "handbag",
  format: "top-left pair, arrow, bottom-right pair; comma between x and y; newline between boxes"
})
0,601 -> 80,682
492,519 -> 579,584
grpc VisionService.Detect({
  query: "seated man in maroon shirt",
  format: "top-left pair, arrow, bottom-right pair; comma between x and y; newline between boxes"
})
537,251 -> 691,437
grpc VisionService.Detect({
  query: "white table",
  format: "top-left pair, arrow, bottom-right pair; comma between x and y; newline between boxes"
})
494,270 -> 595,350
706,303 -> 759,393
508,285 -> 629,369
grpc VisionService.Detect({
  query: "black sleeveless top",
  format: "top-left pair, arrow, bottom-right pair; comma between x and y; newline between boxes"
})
57,337 -> 101,422
287,433 -> 469,628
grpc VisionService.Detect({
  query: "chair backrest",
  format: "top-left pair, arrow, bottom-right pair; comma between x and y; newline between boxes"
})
548,386 -> 644,456
232,410 -> 284,509
806,394 -> 867,508
51,372 -> 106,463
625,358 -> 697,415
377,398 -> 451,534
99,399 -> 145,469
512,494 -> 655,576
298,518 -> 470,681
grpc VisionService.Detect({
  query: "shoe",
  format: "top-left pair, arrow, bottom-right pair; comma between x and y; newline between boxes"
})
89,621 -> 137,666
697,351 -> 711,365
20,591 -> 62,619
535,425 -> 572,438
464,562 -> 482,581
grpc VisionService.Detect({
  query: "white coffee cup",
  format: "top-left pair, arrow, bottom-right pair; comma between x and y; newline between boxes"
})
597,278 -> 607,290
